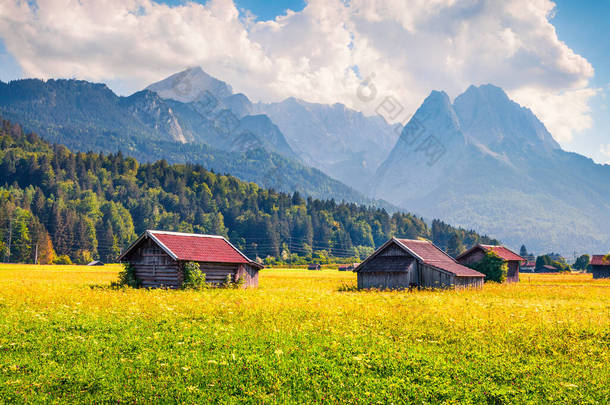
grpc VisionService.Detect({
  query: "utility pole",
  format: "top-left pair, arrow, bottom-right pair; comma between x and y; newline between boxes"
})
34,243 -> 38,265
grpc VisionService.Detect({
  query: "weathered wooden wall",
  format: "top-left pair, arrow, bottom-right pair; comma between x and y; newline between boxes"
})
419,263 -> 453,288
357,242 -> 418,289
357,271 -> 413,289
457,249 -> 486,266
125,239 -> 182,288
453,276 -> 484,288
506,261 -> 520,283
198,262 -> 239,285
592,265 -> 610,279
235,264 -> 259,287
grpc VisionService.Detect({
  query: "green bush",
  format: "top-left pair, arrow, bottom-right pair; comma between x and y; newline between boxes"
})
470,251 -> 507,283
116,263 -> 140,288
183,262 -> 207,290
53,254 -> 73,265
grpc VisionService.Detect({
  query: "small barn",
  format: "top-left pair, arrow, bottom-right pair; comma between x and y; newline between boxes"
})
338,263 -> 359,272
590,255 -> 610,279
520,261 -> 536,273
456,244 -> 524,283
308,264 -> 322,271
117,230 -> 263,288
354,238 -> 485,289
537,264 -> 557,273
87,260 -> 105,266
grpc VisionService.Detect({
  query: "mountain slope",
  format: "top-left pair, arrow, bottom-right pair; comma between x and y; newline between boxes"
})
251,98 -> 400,191
146,67 -> 401,193
0,78 -> 377,204
0,116 -> 498,265
373,85 -> 610,255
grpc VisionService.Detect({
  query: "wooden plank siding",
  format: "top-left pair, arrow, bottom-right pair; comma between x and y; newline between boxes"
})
125,239 -> 182,289
357,243 -> 418,289
507,261 -> 520,283
592,265 -> 610,279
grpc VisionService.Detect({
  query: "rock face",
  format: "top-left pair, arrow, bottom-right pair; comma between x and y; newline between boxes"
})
147,68 -> 401,192
250,98 -> 400,191
373,85 -> 610,255
120,90 -> 187,143
146,66 -> 233,103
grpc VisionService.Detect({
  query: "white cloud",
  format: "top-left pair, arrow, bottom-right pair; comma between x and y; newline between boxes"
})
510,87 -> 597,143
601,144 -> 610,164
0,0 -> 597,143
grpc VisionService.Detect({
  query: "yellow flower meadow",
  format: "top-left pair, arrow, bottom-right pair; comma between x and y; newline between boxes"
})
0,264 -> 608,403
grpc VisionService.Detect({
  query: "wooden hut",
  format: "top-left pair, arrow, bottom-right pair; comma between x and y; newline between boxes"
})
117,230 -> 263,288
354,238 -> 485,289
338,263 -> 359,272
456,244 -> 524,283
520,261 -> 536,273
308,264 -> 322,271
537,264 -> 557,273
590,255 -> 610,279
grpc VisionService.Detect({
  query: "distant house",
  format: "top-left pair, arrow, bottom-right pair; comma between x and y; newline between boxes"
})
308,264 -> 322,271
117,230 -> 263,288
354,238 -> 485,289
338,263 -> 359,272
456,244 -> 524,283
538,264 -> 557,273
87,260 -> 104,266
590,255 -> 610,279
520,261 -> 536,273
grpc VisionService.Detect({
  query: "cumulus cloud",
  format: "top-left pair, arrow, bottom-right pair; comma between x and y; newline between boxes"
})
0,0 -> 597,143
601,144 -> 610,164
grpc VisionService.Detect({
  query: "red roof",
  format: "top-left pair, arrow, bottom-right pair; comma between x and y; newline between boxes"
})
119,231 -> 262,268
396,239 -> 485,277
479,245 -> 524,262
457,244 -> 524,262
591,255 -> 610,266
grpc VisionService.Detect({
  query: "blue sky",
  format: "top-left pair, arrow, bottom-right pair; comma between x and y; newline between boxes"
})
161,0 -> 306,20
0,0 -> 608,163
551,0 -> 610,162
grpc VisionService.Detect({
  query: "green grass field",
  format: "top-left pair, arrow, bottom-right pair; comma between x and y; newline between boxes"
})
0,264 -> 608,403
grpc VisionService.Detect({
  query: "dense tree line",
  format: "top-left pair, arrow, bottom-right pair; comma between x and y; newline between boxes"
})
0,118 -> 499,264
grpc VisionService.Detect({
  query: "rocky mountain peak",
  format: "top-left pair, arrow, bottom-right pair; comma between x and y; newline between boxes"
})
453,84 -> 560,153
146,66 -> 233,103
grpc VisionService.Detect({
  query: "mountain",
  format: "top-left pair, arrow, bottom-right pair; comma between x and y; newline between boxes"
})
373,84 -> 610,255
0,78 -> 378,204
146,66 -> 233,102
250,98 -> 400,191
0,116 -> 499,265
146,67 -> 401,192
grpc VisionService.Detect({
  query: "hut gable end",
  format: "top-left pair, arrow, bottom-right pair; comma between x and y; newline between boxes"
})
357,241 -> 415,273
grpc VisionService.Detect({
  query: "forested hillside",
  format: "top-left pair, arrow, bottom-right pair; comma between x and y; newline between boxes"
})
0,118 -> 498,264
0,78 -> 383,205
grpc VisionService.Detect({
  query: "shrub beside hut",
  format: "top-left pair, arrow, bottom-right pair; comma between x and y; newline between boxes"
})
457,244 -> 524,283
